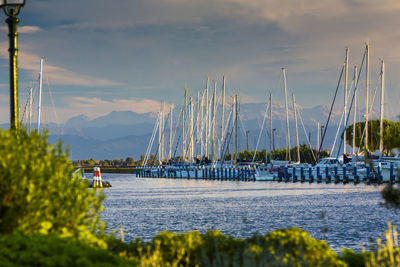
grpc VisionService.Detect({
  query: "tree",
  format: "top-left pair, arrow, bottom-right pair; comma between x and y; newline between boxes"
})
0,129 -> 105,246
345,119 -> 400,155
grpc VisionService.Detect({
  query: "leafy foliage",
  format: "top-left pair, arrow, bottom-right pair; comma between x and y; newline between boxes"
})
0,128 -> 105,246
106,228 -> 345,266
0,233 -> 134,267
345,119 -> 400,154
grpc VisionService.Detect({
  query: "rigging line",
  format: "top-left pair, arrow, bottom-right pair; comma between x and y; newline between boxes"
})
253,101 -> 270,163
318,64 -> 345,163
355,74 -> 382,155
330,106 -> 346,157
336,50 -> 366,159
221,111 -> 234,165
329,68 -> 356,156
143,116 -> 159,166
218,107 -> 233,159
20,88 -> 32,124
44,67 -> 61,130
170,107 -> 183,158
296,106 -> 316,162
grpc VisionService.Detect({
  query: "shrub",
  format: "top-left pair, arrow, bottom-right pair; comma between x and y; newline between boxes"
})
106,228 -> 345,266
0,233 -> 135,267
0,129 -> 105,246
366,223 -> 400,267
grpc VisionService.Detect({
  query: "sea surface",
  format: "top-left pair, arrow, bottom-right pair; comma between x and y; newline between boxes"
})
100,174 -> 400,251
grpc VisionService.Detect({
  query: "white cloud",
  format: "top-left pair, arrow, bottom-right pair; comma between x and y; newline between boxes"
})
52,96 -> 162,122
0,25 -> 42,34
0,41 -> 123,87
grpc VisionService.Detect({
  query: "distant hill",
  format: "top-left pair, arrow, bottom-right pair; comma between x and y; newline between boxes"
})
3,105 -> 389,160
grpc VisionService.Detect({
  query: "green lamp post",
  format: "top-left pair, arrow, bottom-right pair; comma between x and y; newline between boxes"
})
0,0 -> 26,130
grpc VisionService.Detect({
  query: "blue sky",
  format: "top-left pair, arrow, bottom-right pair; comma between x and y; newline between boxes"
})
1,0 -> 400,124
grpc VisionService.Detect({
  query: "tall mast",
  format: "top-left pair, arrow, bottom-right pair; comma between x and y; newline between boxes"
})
205,77 -> 209,158
28,87 -> 32,132
37,58 -> 43,133
269,92 -> 272,161
169,104 -> 173,161
365,44 -> 370,151
200,90 -> 204,158
344,47 -> 349,155
221,75 -> 226,143
292,93 -> 300,162
189,97 -> 194,162
212,80 -> 217,161
182,88 -> 187,161
158,102 -> 163,163
317,122 -> 320,154
352,65 -> 358,155
282,68 -> 291,161
234,94 -> 238,164
162,101 -> 165,161
196,91 -> 200,158
379,60 -> 385,154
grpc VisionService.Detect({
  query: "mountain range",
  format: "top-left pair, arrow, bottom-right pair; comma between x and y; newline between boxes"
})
2,103 -> 386,160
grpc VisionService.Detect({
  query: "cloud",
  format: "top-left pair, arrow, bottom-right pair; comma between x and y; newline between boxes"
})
0,25 -> 42,34
0,41 -> 123,87
66,96 -> 162,117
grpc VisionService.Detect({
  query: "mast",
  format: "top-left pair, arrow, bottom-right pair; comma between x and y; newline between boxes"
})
37,58 -> 43,133
365,44 -> 370,151
169,104 -> 173,161
352,65 -> 358,155
182,88 -> 187,161
196,91 -> 200,158
317,122 -> 320,154
158,102 -> 163,163
344,47 -> 349,155
269,92 -> 272,161
205,77 -> 209,158
189,97 -> 194,162
292,93 -> 300,162
212,80 -> 217,161
161,101 -> 165,161
221,75 -> 226,143
380,60 -> 385,154
234,94 -> 238,164
28,87 -> 32,132
200,90 -> 204,158
282,68 -> 291,161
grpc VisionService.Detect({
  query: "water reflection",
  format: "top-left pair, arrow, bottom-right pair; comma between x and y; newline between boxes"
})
101,174 -> 399,251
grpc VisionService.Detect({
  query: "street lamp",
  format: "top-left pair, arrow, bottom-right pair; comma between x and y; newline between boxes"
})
0,0 -> 26,129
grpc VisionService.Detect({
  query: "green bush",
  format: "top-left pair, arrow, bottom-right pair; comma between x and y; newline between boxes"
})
106,228 -> 345,266
0,129 -> 105,246
340,249 -> 370,267
0,233 -> 135,267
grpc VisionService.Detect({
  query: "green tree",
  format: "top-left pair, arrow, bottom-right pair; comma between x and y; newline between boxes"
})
345,119 -> 400,154
0,129 -> 105,247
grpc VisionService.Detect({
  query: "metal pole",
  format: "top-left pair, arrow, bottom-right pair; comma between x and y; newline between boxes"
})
380,60 -> 385,154
7,14 -> 19,129
344,47 -> 349,154
269,93 -> 272,157
365,44 -> 369,151
352,65 -> 358,155
37,58 -> 43,132
28,87 -> 32,132
292,94 -> 300,162
246,130 -> 249,151
282,68 -> 291,161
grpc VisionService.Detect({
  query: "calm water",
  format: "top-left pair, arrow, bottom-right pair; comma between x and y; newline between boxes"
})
100,174 -> 400,251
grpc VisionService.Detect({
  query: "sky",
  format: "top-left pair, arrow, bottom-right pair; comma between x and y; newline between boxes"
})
1,0 -> 400,124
